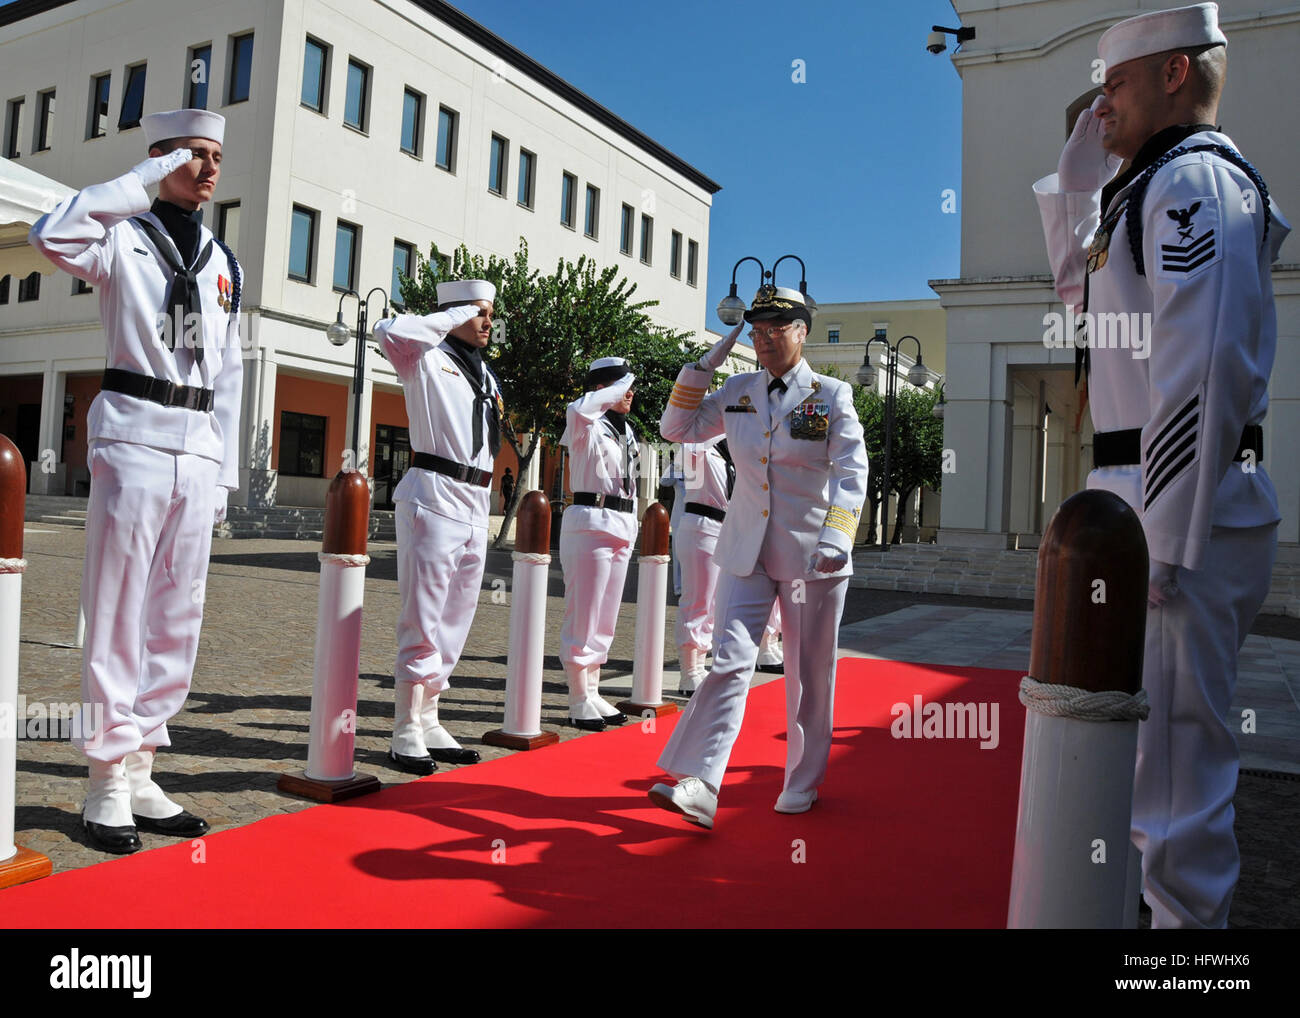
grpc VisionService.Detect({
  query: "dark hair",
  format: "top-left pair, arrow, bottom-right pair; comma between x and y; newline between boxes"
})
147,137 -> 184,155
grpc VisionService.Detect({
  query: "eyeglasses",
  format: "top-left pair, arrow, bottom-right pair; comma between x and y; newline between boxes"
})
749,323 -> 798,341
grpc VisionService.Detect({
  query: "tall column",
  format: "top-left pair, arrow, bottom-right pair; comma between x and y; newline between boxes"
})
240,347 -> 278,508
29,365 -> 67,496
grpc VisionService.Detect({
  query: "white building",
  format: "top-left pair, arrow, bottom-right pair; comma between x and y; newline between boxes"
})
0,0 -> 720,507
933,0 -> 1299,550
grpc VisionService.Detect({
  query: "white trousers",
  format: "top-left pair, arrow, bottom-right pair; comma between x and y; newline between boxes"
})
394,501 -> 486,694
79,440 -> 218,762
674,513 -> 722,652
658,566 -> 847,795
558,519 -> 633,668
1133,523 -> 1276,929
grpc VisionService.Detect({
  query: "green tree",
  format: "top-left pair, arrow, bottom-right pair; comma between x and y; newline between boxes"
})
397,239 -> 704,546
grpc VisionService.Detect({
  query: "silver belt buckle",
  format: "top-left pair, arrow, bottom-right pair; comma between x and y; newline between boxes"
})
593,493 -> 607,508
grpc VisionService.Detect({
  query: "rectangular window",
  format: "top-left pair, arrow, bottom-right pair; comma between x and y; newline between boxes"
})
488,134 -> 507,195
4,98 -> 23,158
301,37 -> 328,112
560,172 -> 576,229
288,205 -> 317,282
17,271 -> 41,302
35,90 -> 55,151
400,88 -> 423,156
279,411 -> 327,477
687,239 -> 698,286
584,184 -> 599,239
187,45 -> 211,109
87,73 -> 111,139
517,149 -> 535,208
827,328 -> 840,345
670,230 -> 682,278
227,32 -> 254,104
0,275 -> 10,304
344,59 -> 369,131
118,63 -> 146,130
435,105 -> 457,171
874,325 -> 888,339
74,277 -> 94,295
217,200 -> 241,250
619,203 -> 633,256
639,213 -> 653,265
392,240 -> 413,308
334,220 -> 359,292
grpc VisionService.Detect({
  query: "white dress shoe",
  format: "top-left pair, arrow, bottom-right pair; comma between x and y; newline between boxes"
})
648,776 -> 717,830
774,789 -> 818,814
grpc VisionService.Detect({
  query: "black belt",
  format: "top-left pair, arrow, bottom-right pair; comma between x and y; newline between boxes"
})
411,451 -> 492,488
101,368 -> 214,412
685,501 -> 725,522
1094,425 -> 1263,468
573,491 -> 635,513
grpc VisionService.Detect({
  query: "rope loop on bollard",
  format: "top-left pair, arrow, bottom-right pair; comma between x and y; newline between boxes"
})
0,557 -> 27,574
1018,675 -> 1150,722
638,554 -> 672,564
317,552 -> 371,567
512,551 -> 552,564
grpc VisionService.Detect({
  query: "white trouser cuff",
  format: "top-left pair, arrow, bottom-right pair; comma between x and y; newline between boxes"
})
123,749 -> 183,820
84,758 -> 133,827
392,680 -> 429,757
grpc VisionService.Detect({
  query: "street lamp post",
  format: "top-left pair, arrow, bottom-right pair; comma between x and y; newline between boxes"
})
856,333 -> 929,551
715,254 -> 817,327
327,287 -> 389,470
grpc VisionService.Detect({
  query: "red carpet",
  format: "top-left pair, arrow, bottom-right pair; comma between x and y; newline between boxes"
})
0,660 -> 1026,928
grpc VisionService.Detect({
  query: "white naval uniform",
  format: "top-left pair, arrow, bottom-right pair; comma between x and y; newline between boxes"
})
558,374 -> 639,717
1034,129 -> 1291,928
28,171 -> 243,766
673,438 -> 728,655
658,358 -> 868,797
372,309 -> 499,754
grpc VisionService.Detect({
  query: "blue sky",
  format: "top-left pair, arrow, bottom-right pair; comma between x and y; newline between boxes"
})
447,0 -> 965,330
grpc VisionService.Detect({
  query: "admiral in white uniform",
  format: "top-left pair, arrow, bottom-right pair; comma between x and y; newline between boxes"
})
1033,3 -> 1290,927
649,286 -> 868,828
29,109 -> 243,853
373,281 -> 504,773
558,357 -> 640,730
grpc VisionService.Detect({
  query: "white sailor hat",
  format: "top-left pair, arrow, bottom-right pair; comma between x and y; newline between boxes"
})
436,279 -> 496,307
745,285 -> 812,326
585,356 -> 630,388
141,109 -> 226,146
1099,3 -> 1226,71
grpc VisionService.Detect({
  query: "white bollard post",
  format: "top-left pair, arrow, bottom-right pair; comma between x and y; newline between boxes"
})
0,435 -> 52,889
617,503 -> 678,719
75,602 -> 85,648
278,471 -> 381,802
1006,490 -> 1149,929
486,492 -> 559,751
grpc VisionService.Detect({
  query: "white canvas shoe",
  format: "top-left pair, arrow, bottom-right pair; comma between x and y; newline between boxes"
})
774,789 -> 818,814
648,776 -> 717,830
756,630 -> 783,671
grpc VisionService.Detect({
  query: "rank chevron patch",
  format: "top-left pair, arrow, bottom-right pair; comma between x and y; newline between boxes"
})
1144,390 -> 1200,510
1157,198 -> 1220,279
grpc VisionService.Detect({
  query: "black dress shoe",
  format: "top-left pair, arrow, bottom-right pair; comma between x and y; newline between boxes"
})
389,749 -> 437,775
755,662 -> 785,674
84,820 -> 142,855
568,716 -> 606,732
427,747 -> 481,765
677,688 -> 695,699
132,810 -> 210,837
599,711 -> 627,726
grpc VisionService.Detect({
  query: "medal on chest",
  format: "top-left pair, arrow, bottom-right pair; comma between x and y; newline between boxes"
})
1086,227 -> 1111,274
790,401 -> 831,440
216,275 -> 233,313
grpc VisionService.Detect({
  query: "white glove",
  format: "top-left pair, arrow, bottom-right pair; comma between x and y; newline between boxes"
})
1057,97 -> 1122,193
810,544 -> 848,574
213,489 -> 229,524
1147,559 -> 1179,609
426,302 -> 481,335
697,323 -> 744,372
132,148 -> 194,189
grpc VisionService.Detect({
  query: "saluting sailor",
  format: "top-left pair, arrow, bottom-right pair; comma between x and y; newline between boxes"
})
557,356 -> 640,730
1033,2 -> 1290,928
373,280 -> 504,773
650,286 -> 868,829
28,109 -> 243,854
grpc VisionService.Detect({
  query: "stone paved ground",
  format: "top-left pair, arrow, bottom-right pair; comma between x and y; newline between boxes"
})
8,524 -> 1299,928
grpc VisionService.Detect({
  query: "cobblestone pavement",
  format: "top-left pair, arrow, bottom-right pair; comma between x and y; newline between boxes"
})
8,525 -> 1298,928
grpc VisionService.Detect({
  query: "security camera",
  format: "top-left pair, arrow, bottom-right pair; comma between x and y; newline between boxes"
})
926,31 -> 947,54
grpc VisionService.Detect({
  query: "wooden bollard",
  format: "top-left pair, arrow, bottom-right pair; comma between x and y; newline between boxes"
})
617,503 -> 679,718
278,470 -> 382,802
485,492 -> 559,751
0,435 -> 52,889
1007,488 -> 1148,928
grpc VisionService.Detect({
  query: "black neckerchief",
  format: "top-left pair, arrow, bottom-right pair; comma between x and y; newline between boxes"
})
603,409 -> 637,494
151,198 -> 204,265
442,335 -> 500,457
1101,123 -> 1218,214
